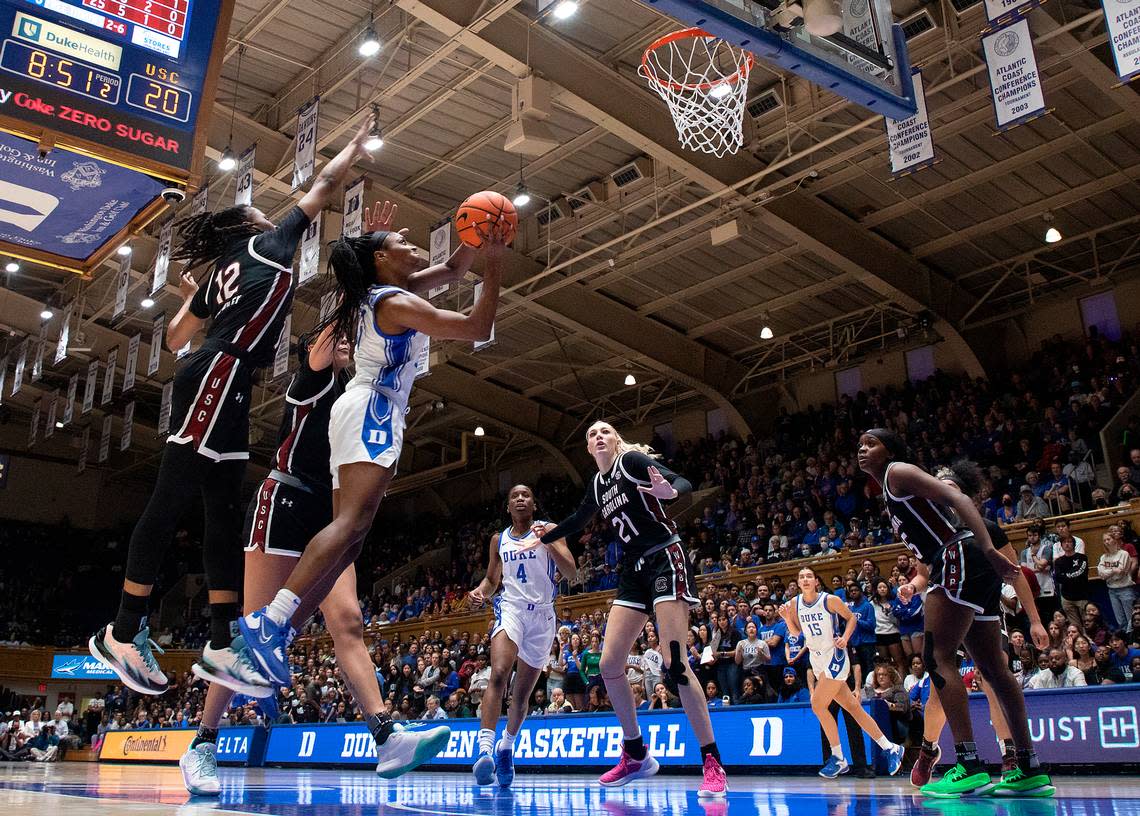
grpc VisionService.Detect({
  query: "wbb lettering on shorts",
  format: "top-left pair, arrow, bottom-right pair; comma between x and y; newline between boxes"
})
600,481 -> 629,518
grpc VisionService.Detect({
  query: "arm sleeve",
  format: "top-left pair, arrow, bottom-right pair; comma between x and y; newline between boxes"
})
540,491 -> 598,545
251,206 -> 311,266
189,277 -> 210,319
620,451 -> 693,497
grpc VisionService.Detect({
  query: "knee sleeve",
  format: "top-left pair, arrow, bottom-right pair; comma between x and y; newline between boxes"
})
922,631 -> 949,690
663,640 -> 689,694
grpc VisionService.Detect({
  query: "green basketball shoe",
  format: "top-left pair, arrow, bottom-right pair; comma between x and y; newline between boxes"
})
988,767 -> 1055,797
921,763 -> 994,798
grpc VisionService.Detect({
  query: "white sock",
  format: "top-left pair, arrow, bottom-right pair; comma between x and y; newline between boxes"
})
478,728 -> 495,757
264,590 -> 300,626
874,735 -> 893,750
497,731 -> 516,751
831,745 -> 846,762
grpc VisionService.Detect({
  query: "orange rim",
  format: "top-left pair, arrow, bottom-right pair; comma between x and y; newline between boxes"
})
641,27 -> 755,92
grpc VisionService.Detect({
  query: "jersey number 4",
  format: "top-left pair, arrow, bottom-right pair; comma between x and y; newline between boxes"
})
516,563 -> 527,584
611,511 -> 640,543
214,262 -> 240,306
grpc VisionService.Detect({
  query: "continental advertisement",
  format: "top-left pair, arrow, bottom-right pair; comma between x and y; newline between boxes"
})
98,726 -> 261,765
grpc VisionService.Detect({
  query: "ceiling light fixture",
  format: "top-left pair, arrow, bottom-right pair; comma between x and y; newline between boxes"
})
624,373 -> 637,386
4,260 -> 18,273
217,146 -> 237,172
512,179 -> 531,208
359,15 -> 381,57
708,82 -> 732,99
363,103 -> 384,151
40,307 -> 53,320
474,425 -> 485,437
117,244 -> 132,256
141,297 -> 155,309
1043,212 -> 1062,244
552,0 -> 579,19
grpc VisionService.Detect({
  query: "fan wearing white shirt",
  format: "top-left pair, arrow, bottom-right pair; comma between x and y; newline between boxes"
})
1026,649 -> 1087,689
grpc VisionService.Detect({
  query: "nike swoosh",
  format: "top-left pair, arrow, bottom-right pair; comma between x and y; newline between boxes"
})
259,628 -> 275,645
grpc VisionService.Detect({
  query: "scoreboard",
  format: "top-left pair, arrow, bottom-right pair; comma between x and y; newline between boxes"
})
0,0 -> 233,181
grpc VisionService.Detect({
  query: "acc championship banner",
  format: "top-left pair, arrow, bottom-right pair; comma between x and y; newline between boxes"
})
292,97 -> 320,191
1104,0 -> 1140,81
428,218 -> 452,299
983,18 -> 1047,131
235,146 -> 256,207
51,653 -> 117,679
937,684 -> 1140,765
886,71 -> 936,176
343,177 -> 365,238
984,0 -> 1043,29
298,211 -> 322,287
264,705 -> 829,769
99,727 -> 262,765
0,133 -> 166,261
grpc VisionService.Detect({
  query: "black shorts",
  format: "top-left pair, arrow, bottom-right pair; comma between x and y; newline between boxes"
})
243,477 -> 332,557
929,536 -> 1002,621
168,347 -> 253,461
563,673 -> 585,694
612,540 -> 699,614
877,633 -> 902,646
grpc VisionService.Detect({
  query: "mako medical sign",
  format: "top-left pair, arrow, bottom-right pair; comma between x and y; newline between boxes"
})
50,653 -> 117,679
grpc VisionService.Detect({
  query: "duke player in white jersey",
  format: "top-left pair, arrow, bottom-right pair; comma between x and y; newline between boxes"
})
780,565 -> 904,779
242,211 -> 507,778
467,484 -> 576,786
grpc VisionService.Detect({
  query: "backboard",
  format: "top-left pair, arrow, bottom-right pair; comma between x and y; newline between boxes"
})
633,0 -> 917,120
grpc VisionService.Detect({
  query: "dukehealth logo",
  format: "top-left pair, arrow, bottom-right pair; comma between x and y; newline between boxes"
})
51,654 -> 116,679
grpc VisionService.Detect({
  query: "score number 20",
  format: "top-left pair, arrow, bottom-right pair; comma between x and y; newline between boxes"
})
125,73 -> 191,122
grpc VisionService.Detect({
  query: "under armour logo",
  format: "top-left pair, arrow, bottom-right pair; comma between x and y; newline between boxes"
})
280,497 -> 294,507
234,393 -> 245,403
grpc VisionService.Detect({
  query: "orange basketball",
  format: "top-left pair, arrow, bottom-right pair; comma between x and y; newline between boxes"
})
455,190 -> 518,248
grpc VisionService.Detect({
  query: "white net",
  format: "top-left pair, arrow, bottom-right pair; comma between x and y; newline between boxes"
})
639,28 -> 754,158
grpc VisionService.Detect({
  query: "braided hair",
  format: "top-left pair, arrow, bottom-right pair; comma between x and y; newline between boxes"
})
170,206 -> 261,270
315,231 -> 392,344
934,459 -> 984,498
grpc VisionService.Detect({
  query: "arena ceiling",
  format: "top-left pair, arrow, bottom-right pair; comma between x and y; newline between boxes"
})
2,0 -> 1139,486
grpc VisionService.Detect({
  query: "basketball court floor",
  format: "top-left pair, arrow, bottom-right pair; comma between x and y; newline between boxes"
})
0,764 -> 1135,816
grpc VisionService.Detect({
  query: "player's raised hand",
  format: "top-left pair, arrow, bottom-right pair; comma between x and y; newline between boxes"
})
350,111 -> 376,159
530,522 -> 553,540
364,200 -> 401,234
178,270 -> 198,300
897,583 -> 914,603
468,583 -> 489,607
638,466 -> 678,500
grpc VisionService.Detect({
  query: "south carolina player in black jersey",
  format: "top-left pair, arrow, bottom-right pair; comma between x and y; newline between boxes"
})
858,430 -> 1053,798
537,421 -> 727,798
89,115 -> 377,698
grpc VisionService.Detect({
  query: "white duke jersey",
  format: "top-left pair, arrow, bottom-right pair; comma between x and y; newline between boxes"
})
499,521 -> 557,607
347,285 -> 429,413
796,592 -> 839,654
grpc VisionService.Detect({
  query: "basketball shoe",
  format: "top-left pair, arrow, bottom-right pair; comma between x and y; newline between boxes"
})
375,724 -> 451,779
179,741 -> 220,796
192,637 -> 276,698
599,748 -> 660,787
237,609 -> 293,686
698,753 -> 728,797
89,624 -> 168,695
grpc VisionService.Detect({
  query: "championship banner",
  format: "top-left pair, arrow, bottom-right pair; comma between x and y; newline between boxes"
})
191,184 -> 210,216
473,282 -> 495,351
428,219 -> 452,299
11,340 -> 26,396
158,381 -> 173,435
120,401 -> 134,451
148,314 -> 165,377
113,253 -> 131,322
235,145 -> 257,207
983,18 -> 1047,131
28,398 -> 40,448
63,373 -> 78,425
298,211 -> 323,287
102,348 -> 117,406
319,290 -> 337,323
44,391 -> 58,439
1102,0 -> 1140,82
54,302 -> 73,366
152,220 -> 174,296
415,337 -> 430,379
342,177 -> 365,238
30,328 -> 45,382
842,0 -> 878,75
98,414 -> 112,463
82,360 -> 99,415
273,314 -> 292,379
98,727 -> 260,765
983,0 -> 1044,30
292,97 -> 320,191
886,71 -> 936,177
0,354 -> 6,404
78,426 -> 90,474
123,335 -> 140,392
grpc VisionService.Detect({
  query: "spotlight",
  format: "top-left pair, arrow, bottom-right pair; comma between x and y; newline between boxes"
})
474,425 -> 485,437
708,82 -> 732,99
217,146 -> 237,172
40,308 -> 53,320
552,0 -> 579,19
512,180 -> 531,208
4,261 -> 18,273
1045,227 -> 1062,244
141,297 -> 155,309
117,245 -> 132,257
624,373 -> 637,386
358,25 -> 381,57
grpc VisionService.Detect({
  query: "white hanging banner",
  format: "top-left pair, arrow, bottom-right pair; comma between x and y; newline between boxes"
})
120,401 -> 135,451
1104,0 -> 1140,82
415,336 -> 431,379
31,327 -> 45,382
983,0 -> 1043,30
886,71 -> 936,177
12,340 -> 27,396
292,97 -> 320,191
0,354 -> 7,404
298,211 -> 323,287
342,177 -> 365,238
63,372 -> 78,425
191,183 -> 209,216
29,398 -> 41,448
273,314 -> 292,379
101,347 -> 117,406
98,414 -> 112,463
152,220 -> 174,295
473,282 -> 496,351
148,313 -> 165,376
319,290 -> 337,323
176,341 -> 191,359
82,360 -> 99,415
428,219 -> 452,299
235,145 -> 256,207
123,334 -> 140,392
983,18 -> 1047,131
78,426 -> 91,474
54,302 -> 73,365
45,391 -> 58,439
158,380 -> 173,434
113,252 -> 130,322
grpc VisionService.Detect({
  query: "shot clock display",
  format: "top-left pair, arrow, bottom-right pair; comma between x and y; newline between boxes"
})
0,0 -> 232,179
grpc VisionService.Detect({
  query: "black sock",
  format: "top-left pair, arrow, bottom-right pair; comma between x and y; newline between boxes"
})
700,742 -> 721,764
1001,739 -> 1016,759
209,603 -> 239,649
191,726 -> 218,749
921,738 -> 938,753
955,741 -> 982,771
1016,747 -> 1041,772
114,591 -> 150,640
623,736 -> 646,760
368,713 -> 395,746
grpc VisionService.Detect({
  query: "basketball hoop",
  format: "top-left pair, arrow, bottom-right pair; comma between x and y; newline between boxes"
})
639,28 -> 754,158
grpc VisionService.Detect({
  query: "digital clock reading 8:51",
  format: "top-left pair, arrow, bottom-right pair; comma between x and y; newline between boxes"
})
125,74 -> 191,122
1,40 -> 121,103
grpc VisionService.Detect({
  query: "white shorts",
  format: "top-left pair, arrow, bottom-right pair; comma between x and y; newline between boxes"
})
491,597 -> 556,670
329,387 -> 405,489
809,647 -> 851,683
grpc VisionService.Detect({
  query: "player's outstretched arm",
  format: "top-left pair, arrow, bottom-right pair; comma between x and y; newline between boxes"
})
167,271 -> 205,351
297,114 -> 375,221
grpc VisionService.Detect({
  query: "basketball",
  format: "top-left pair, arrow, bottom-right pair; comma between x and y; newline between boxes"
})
456,190 -> 518,248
